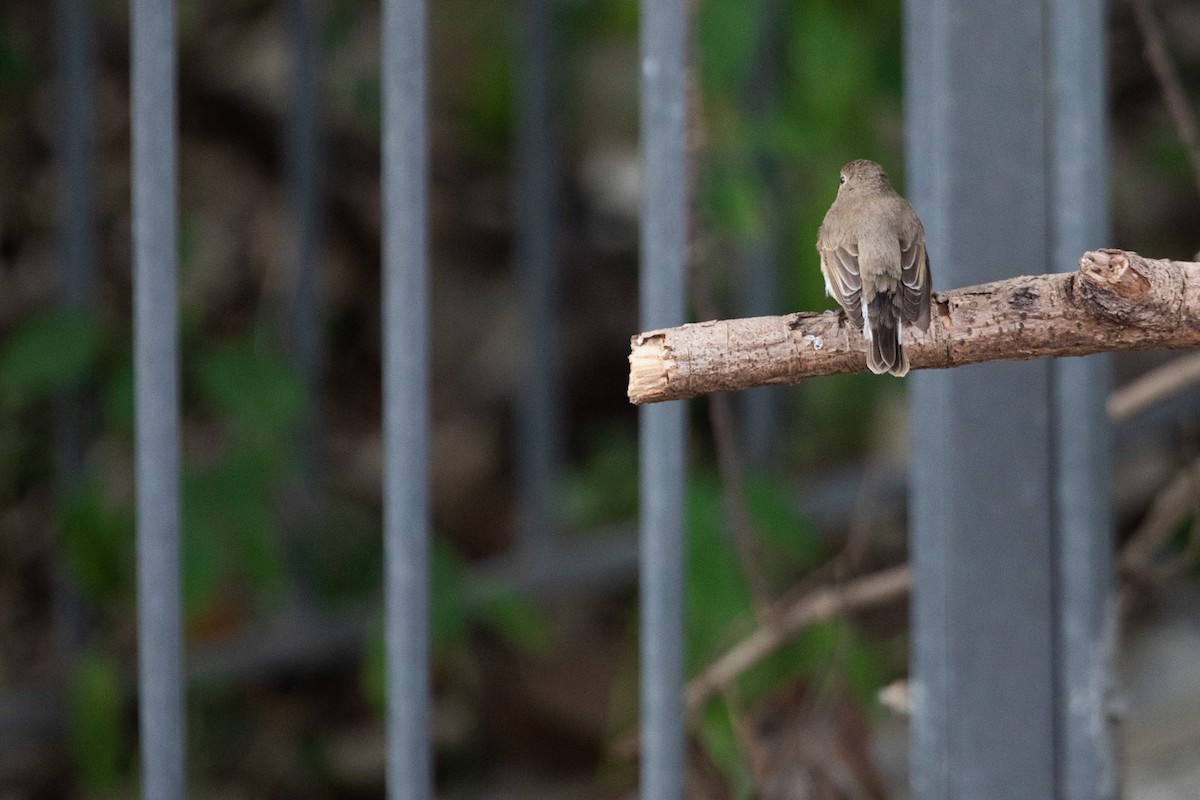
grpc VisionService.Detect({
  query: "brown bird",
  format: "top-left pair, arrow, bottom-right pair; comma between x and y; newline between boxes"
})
817,159 -> 932,376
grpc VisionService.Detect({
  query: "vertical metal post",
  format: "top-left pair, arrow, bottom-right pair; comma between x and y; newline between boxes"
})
53,0 -> 94,663
283,0 -> 325,605
381,0 -> 431,797
286,0 -> 322,376
55,0 -> 94,482
286,0 -> 324,463
1049,0 -> 1115,796
905,0 -> 1113,797
735,0 -> 784,468
57,0 -> 94,314
514,0 -> 561,559
734,241 -> 780,467
639,0 -> 688,797
131,0 -> 185,796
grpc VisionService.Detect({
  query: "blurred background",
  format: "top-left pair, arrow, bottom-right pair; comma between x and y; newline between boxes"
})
2,0 -> 1200,797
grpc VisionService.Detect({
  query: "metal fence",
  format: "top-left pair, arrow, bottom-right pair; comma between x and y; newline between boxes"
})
74,0 -> 1116,797
906,0 -> 1114,797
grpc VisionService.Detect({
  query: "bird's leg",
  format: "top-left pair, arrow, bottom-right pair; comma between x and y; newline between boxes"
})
826,307 -> 850,328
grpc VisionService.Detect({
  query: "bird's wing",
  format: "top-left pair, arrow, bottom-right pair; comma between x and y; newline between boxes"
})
900,232 -> 931,331
821,241 -> 864,328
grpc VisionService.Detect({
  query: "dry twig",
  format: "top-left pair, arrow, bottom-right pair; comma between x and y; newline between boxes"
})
1129,0 -> 1200,201
1119,455 -> 1200,581
684,565 -> 911,716
1109,351 -> 1200,422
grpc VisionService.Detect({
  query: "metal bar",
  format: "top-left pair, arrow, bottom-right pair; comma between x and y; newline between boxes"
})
283,0 -> 325,606
57,0 -> 94,316
286,0 -> 324,445
906,0 -> 1058,797
131,0 -> 185,796
907,0 -> 1115,797
735,0 -> 784,468
1048,0 -> 1116,796
514,0 -> 561,559
381,0 -> 431,797
639,0 -> 688,797
52,0 -> 94,661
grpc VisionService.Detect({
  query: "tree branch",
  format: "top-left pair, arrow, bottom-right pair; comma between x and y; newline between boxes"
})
684,565 -> 911,716
629,250 -> 1200,405
1109,351 -> 1200,422
1129,0 -> 1200,202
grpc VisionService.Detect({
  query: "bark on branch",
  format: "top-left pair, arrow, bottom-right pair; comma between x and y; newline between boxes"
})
628,249 -> 1200,404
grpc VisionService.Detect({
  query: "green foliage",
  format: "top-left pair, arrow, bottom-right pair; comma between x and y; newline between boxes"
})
194,341 -> 305,439
685,472 -> 756,674
558,0 -> 638,41
350,75 -> 382,130
696,0 -> 905,323
4,319 -> 320,620
695,701 -> 755,799
475,586 -> 555,656
178,340 -> 305,614
1144,121 -> 1198,179
747,620 -> 886,707
303,500 -> 382,604
182,447 -> 289,613
0,23 -> 34,92
68,650 -> 126,791
430,538 -> 475,647
701,154 -> 766,240
322,0 -> 358,52
0,414 -> 23,497
443,0 -> 517,159
745,473 -> 825,569
0,310 -> 100,406
789,371 -> 884,465
429,539 -> 553,653
363,538 -> 555,712
683,471 -> 883,790
60,483 -> 135,602
684,470 -> 824,674
559,425 -> 639,530
696,0 -> 761,98
101,354 -> 135,435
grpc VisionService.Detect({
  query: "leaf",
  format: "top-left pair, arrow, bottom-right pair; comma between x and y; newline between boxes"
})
744,474 -> 824,569
0,27 -> 35,92
702,161 -> 764,239
181,446 -> 289,614
685,472 -> 755,674
68,650 -> 126,790
180,472 -> 224,615
454,2 -> 516,158
559,425 -> 639,529
0,310 -> 100,404
101,353 -> 135,435
322,0 -> 358,52
697,0 -> 761,97
194,340 -> 305,437
695,700 -> 755,800
430,538 -> 472,647
60,483 -> 135,601
475,589 -> 554,656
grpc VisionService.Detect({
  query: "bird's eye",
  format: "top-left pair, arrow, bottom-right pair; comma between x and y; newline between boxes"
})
839,175 -> 846,185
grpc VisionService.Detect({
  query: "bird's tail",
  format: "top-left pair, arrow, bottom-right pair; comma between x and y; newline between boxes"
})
865,292 -> 909,377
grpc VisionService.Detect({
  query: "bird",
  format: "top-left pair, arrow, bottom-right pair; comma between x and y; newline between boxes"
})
817,159 -> 932,377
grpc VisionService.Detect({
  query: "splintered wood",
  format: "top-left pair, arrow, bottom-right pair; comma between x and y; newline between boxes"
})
628,249 -> 1200,404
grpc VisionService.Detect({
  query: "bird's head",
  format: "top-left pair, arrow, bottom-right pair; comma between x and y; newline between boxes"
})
837,159 -> 892,193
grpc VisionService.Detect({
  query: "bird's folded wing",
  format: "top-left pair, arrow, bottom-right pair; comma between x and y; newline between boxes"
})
900,235 -> 931,330
822,243 -> 864,328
